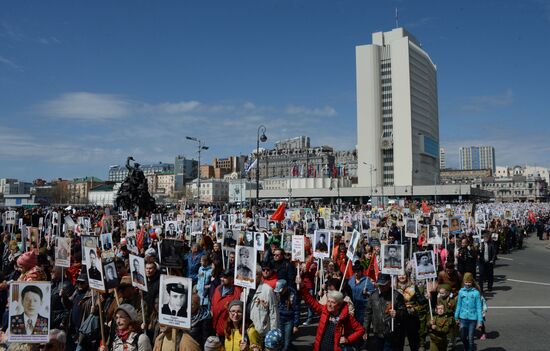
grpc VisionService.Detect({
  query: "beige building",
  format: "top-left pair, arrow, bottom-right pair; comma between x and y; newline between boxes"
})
146,172 -> 175,199
69,177 -> 105,204
186,178 -> 229,203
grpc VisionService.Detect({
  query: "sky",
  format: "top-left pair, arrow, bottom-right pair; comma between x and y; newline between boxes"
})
1,0 -> 550,181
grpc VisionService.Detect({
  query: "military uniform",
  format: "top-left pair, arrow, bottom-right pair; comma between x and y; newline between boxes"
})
437,291 -> 458,348
428,315 -> 453,351
10,314 -> 49,335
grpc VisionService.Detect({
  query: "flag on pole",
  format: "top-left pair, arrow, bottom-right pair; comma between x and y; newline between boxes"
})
245,159 -> 257,174
365,253 -> 380,281
271,202 -> 286,222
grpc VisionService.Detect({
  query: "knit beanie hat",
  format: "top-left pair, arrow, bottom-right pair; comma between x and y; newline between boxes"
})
17,251 -> 37,270
204,336 -> 222,351
463,272 -> 474,283
227,300 -> 244,311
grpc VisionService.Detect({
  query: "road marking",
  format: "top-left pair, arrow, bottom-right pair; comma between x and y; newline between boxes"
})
489,306 -> 550,309
499,257 -> 514,261
507,278 -> 550,286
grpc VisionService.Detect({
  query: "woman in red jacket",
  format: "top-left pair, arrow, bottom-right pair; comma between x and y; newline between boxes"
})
298,277 -> 365,351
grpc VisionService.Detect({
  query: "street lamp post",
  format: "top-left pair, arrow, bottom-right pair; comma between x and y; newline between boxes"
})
186,136 -> 209,210
255,125 -> 267,212
362,162 -> 377,203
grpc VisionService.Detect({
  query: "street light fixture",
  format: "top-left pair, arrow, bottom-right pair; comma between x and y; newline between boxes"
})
186,136 -> 208,210
255,125 -> 267,212
363,162 -> 377,202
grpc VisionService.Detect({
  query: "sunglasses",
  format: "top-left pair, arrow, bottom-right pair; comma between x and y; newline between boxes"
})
262,268 -> 271,272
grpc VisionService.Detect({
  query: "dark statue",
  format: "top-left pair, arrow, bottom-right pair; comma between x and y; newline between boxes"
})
115,157 -> 156,216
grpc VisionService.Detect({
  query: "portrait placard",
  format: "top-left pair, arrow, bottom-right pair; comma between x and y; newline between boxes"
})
414,251 -> 437,280
313,229 -> 331,259
103,261 -> 119,290
8,281 -> 51,343
81,235 -> 98,266
428,224 -> 443,245
346,229 -> 361,260
84,247 -> 105,291
160,239 -> 185,268
291,235 -> 305,262
54,237 -> 71,268
164,221 -> 179,238
129,254 -> 147,292
159,275 -> 192,329
381,244 -> 404,275
254,232 -> 265,252
405,218 -> 418,238
126,221 -> 137,236
234,245 -> 256,289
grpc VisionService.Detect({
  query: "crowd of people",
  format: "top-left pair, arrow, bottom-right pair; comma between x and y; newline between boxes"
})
0,200 -> 547,351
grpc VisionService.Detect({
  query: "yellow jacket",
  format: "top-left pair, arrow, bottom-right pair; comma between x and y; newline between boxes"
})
224,326 -> 261,351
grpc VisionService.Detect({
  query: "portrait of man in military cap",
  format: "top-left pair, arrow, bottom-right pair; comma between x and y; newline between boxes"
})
159,275 -> 192,329
161,282 -> 188,317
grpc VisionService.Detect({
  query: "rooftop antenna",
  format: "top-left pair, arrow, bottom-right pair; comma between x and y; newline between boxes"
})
395,8 -> 399,28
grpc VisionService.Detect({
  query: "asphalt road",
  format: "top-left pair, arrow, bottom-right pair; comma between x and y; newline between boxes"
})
292,234 -> 550,351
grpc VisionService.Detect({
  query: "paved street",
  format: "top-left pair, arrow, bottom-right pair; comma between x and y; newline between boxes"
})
293,234 -> 550,351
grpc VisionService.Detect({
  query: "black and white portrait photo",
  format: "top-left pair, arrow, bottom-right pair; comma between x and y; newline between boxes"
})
240,231 -> 254,247
428,224 -> 443,245
164,221 -> 179,238
346,229 -> 361,260
54,237 -> 71,268
159,275 -> 192,329
8,282 -> 51,343
160,239 -> 185,268
254,232 -> 265,252
313,229 -> 331,259
81,235 -> 98,266
223,229 -> 236,249
129,254 -> 147,292
234,245 -> 256,289
85,247 -> 105,291
101,232 -> 114,251
126,235 -> 139,255
381,244 -> 404,275
126,221 -> 137,236
414,251 -> 437,280
405,218 -> 418,238
103,261 -> 119,290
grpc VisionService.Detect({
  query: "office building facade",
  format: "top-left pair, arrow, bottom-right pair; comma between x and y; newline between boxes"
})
108,162 -> 174,182
175,155 -> 198,191
459,146 -> 495,173
356,28 -> 440,188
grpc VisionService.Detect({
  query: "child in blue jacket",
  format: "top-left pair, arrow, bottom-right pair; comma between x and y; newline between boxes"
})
454,272 -> 483,351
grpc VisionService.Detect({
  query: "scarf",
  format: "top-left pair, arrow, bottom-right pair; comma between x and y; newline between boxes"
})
116,328 -> 131,342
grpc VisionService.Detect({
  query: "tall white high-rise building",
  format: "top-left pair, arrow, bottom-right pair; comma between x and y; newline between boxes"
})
459,146 -> 495,172
439,147 -> 446,170
356,28 -> 440,188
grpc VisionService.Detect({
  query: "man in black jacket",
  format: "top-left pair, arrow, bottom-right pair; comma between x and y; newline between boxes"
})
478,232 -> 497,293
364,274 -> 407,350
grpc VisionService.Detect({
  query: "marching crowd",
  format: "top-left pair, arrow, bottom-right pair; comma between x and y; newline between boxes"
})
0,201 -> 548,351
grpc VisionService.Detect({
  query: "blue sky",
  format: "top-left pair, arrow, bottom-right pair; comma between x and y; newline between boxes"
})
1,0 -> 550,181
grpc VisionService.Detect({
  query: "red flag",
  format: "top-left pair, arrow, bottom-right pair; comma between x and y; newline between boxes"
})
365,253 -> 380,282
528,210 -> 536,223
421,200 -> 430,214
137,228 -> 145,251
270,202 -> 286,222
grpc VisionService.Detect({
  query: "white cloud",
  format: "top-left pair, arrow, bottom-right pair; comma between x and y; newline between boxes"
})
155,100 -> 201,114
0,55 -> 22,71
460,89 -> 514,113
38,36 -> 61,45
285,105 -> 337,117
40,92 -> 133,120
